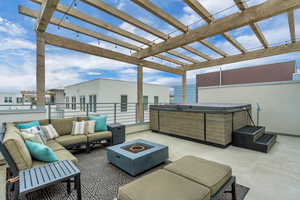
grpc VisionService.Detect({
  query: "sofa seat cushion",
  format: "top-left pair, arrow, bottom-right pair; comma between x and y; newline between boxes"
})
51,117 -> 77,136
32,149 -> 78,167
46,140 -> 65,151
87,131 -> 112,142
3,123 -> 32,170
164,156 -> 232,195
119,169 -> 210,200
55,135 -> 87,147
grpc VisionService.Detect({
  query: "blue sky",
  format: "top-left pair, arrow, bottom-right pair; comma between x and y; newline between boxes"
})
0,0 -> 299,92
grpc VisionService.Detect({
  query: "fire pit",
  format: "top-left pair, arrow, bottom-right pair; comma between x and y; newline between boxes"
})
107,139 -> 169,176
122,143 -> 153,153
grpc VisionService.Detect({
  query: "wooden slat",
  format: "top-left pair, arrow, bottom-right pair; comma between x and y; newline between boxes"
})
35,0 -> 58,32
42,32 -> 184,75
184,0 -> 247,53
234,0 -> 268,48
167,51 -> 200,64
132,0 -> 187,32
288,10 -> 296,43
199,40 -> 228,57
134,0 -> 300,58
19,6 -> 183,66
182,41 -> 300,71
182,46 -> 212,60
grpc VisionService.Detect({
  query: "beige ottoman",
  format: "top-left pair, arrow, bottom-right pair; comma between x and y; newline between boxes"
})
164,156 -> 235,199
118,169 -> 210,200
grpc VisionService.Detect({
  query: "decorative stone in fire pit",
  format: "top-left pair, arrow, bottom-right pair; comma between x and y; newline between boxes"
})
107,139 -> 168,176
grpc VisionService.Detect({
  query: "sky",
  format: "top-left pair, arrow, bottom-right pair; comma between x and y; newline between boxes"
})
0,0 -> 299,93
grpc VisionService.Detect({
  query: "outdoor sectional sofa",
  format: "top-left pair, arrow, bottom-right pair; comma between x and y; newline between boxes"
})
1,117 -> 112,175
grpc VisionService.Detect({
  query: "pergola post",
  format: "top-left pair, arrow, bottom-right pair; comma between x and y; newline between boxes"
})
137,65 -> 144,123
36,32 -> 46,107
182,72 -> 187,104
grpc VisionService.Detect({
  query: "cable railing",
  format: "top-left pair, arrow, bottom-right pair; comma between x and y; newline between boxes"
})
47,102 -> 165,125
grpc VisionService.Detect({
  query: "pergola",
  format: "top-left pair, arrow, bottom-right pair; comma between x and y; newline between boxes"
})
18,0 -> 300,122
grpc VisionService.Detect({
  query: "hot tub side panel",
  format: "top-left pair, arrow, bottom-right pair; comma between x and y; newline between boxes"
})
159,110 -> 205,140
206,113 -> 233,146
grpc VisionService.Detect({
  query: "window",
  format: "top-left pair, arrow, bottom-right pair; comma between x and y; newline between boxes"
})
71,96 -> 76,110
4,97 -> 12,103
143,96 -> 148,110
16,97 -> 23,104
89,95 -> 97,112
121,95 -> 127,112
80,96 -> 86,112
66,97 -> 70,109
154,96 -> 159,105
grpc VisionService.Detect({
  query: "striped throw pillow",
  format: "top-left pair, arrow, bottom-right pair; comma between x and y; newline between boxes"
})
84,120 -> 96,134
40,124 -> 59,140
71,121 -> 85,135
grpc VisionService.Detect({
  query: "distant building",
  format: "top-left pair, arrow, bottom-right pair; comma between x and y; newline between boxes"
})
64,78 -> 170,112
197,61 -> 296,87
172,85 -> 196,104
293,73 -> 300,81
47,89 -> 65,105
196,61 -> 297,100
0,93 -> 24,104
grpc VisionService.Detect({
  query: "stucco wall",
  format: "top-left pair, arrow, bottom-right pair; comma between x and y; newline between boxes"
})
198,81 -> 300,136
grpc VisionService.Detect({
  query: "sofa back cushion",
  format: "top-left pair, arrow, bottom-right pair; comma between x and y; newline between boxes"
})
51,117 -> 77,136
3,123 -> 32,170
14,119 -> 49,126
77,116 -> 89,121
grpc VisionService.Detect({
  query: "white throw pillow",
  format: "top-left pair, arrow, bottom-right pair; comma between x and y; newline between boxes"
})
20,131 -> 45,144
40,124 -> 59,140
71,121 -> 85,135
20,126 -> 47,144
84,120 -> 96,134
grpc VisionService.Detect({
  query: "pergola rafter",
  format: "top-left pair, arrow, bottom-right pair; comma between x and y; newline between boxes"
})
134,0 -> 300,59
183,0 -> 247,54
19,0 -> 300,117
234,0 -> 269,49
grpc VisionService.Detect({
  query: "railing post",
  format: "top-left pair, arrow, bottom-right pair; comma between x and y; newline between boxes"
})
113,103 -> 116,124
86,103 -> 89,116
48,103 -> 51,120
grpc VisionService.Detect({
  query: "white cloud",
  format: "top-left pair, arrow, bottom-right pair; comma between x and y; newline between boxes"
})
0,38 -> 35,51
0,17 -> 26,36
86,72 -> 102,75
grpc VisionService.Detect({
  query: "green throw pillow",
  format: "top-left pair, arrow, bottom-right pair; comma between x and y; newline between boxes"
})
25,141 -> 58,162
16,121 -> 40,129
16,120 -> 46,139
89,116 -> 108,131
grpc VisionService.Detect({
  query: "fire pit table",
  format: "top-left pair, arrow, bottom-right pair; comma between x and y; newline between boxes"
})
107,139 -> 168,176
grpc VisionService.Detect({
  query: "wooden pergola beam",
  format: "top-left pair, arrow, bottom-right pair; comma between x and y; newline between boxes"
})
184,0 -> 247,53
19,6 -> 186,66
131,0 -> 187,32
42,32 -> 184,75
199,40 -> 228,57
288,10 -> 296,43
34,0 -> 58,32
81,0 -> 213,61
181,41 -> 300,71
234,0 -> 268,48
135,0 -> 299,59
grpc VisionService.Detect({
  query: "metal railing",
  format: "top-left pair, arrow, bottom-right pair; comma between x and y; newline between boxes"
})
47,103 -> 164,125
0,104 -> 34,110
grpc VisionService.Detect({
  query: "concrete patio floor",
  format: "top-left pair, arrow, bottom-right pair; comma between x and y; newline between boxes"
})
0,131 -> 299,200
127,131 -> 300,200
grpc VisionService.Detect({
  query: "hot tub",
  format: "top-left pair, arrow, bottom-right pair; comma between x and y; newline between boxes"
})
150,103 -> 252,147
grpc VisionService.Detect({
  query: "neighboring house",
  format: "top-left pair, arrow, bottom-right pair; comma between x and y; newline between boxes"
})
47,89 -> 65,105
64,78 -> 170,122
196,60 -> 297,101
293,73 -> 300,80
172,85 -> 196,104
0,93 -> 24,105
